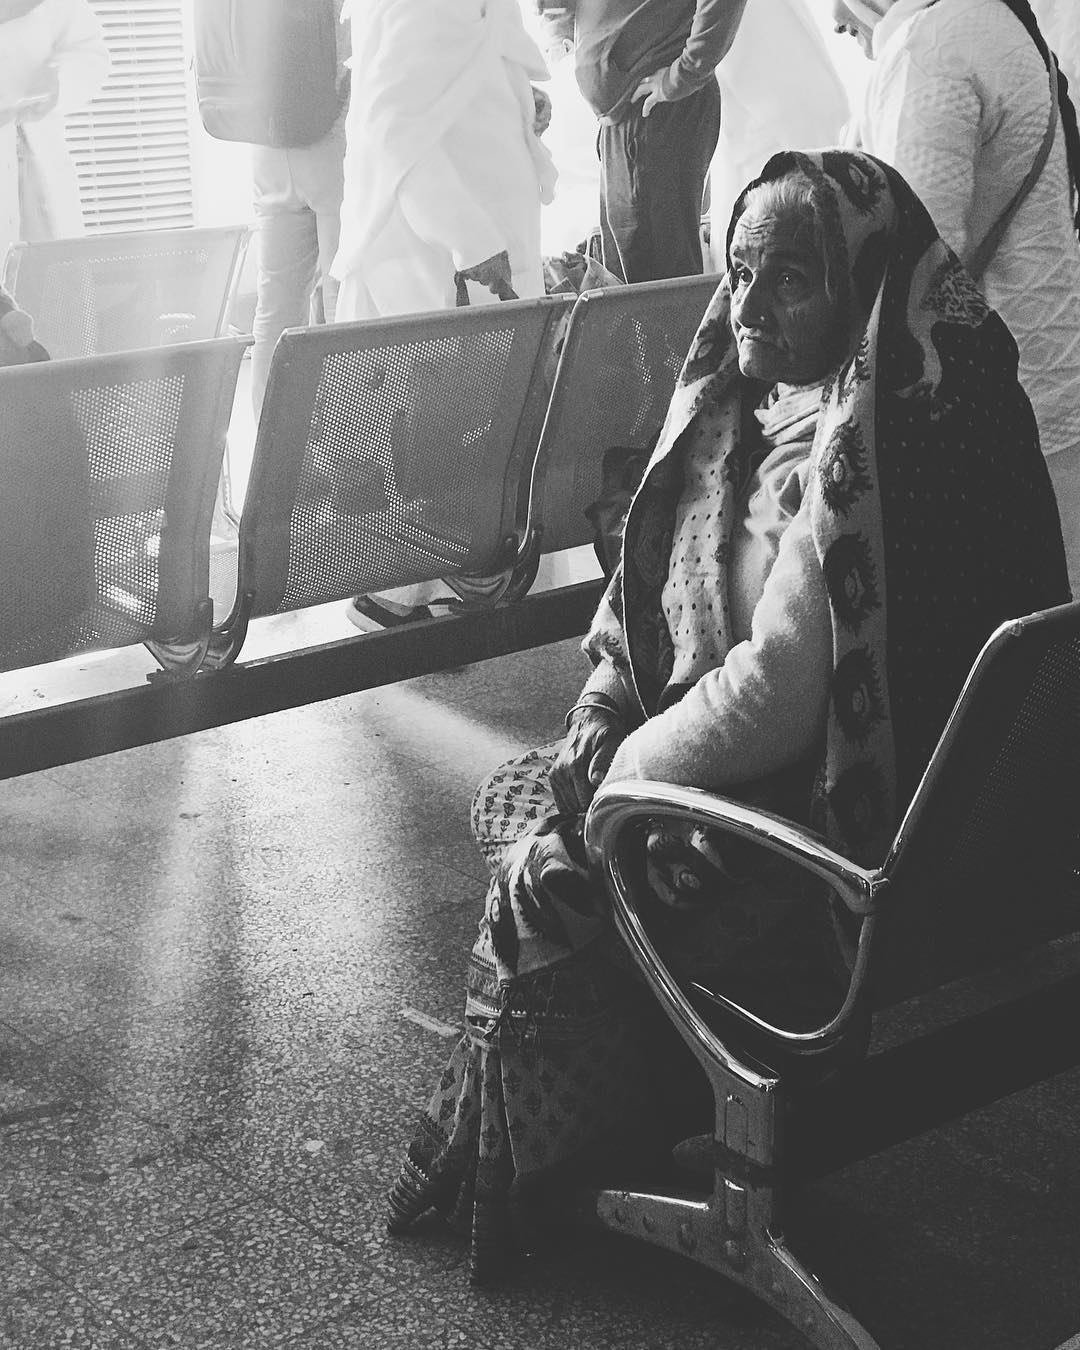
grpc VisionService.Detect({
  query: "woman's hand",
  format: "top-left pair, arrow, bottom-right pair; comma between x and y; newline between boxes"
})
549,707 -> 625,817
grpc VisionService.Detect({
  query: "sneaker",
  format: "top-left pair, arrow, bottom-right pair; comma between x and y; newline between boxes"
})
346,596 -> 434,631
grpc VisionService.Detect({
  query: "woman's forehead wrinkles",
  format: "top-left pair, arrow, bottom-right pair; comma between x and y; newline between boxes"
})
731,211 -> 821,263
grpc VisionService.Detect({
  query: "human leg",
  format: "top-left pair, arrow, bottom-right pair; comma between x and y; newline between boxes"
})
387,748 -> 667,1281
250,146 -> 319,415
598,82 -> 721,283
290,122 -> 346,326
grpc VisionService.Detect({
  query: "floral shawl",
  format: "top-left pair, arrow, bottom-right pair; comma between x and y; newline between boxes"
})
584,149 -> 1069,867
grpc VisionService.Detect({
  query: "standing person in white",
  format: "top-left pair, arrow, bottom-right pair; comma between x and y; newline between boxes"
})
0,0 -> 109,262
833,0 -> 1080,596
247,0 -> 350,415
332,0 -> 557,628
331,0 -> 556,321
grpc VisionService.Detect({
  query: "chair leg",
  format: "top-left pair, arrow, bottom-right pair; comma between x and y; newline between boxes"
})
573,1059 -> 881,1350
576,1181 -> 881,1350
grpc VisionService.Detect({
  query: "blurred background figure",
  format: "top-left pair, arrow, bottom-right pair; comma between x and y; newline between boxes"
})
332,0 -> 556,320
193,0 -> 351,417
572,0 -> 749,283
707,0 -> 849,262
529,2 -> 602,256
0,0 -> 109,262
333,0 -> 557,630
834,0 -> 1080,596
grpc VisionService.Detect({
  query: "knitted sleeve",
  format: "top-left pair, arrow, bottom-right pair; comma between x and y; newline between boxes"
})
603,494 -> 831,788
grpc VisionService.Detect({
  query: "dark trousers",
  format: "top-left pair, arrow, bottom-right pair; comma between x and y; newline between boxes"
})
598,80 -> 721,284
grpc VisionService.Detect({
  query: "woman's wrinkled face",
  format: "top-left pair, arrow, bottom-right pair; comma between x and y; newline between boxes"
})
728,206 -> 841,386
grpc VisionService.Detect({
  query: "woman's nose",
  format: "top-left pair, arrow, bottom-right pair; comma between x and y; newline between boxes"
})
734,276 -> 769,328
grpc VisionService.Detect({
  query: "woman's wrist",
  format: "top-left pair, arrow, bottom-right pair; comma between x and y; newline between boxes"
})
564,692 -> 625,731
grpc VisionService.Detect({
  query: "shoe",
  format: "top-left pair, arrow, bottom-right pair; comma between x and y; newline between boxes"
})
346,596 -> 433,631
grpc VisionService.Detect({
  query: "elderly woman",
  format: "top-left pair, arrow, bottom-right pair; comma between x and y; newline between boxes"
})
385,149 -> 1069,1283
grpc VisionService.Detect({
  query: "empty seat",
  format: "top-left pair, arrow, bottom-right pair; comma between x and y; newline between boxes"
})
2,224 -> 251,360
522,274 -> 721,565
206,296 -> 572,667
0,339 -> 246,675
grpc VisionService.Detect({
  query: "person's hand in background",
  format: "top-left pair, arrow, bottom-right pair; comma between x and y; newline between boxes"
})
631,69 -> 671,117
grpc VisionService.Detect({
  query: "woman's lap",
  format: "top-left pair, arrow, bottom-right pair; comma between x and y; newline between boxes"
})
390,745 -> 844,1279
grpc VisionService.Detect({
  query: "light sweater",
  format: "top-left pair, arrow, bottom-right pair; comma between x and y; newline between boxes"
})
849,0 -> 1080,457
604,486 -> 831,788
600,388 -> 831,790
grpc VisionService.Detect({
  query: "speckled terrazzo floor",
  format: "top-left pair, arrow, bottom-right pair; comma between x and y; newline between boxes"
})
2,638 -> 1079,1350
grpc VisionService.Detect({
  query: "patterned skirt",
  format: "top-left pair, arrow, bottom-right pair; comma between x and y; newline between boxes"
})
385,745 -> 845,1282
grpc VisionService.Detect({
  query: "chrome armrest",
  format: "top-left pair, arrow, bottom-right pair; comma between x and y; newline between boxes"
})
585,780 -> 889,1053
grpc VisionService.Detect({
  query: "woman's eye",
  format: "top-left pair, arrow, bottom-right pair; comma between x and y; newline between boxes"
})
778,269 -> 808,292
732,265 -> 751,287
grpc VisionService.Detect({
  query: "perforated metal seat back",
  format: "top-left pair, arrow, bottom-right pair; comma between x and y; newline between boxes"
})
2,226 -> 250,360
239,298 -> 570,617
871,604 -> 1080,1007
531,275 -> 720,556
0,340 -> 244,672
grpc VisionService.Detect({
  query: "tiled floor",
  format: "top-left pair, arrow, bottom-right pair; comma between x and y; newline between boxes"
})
2,638 -> 1080,1349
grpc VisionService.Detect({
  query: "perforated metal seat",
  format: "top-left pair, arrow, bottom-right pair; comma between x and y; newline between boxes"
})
204,296 -> 572,667
584,601 -> 1080,1350
2,225 -> 251,360
0,339 -> 246,675
520,274 -> 721,567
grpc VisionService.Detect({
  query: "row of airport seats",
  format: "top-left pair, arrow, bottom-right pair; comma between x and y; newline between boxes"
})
0,266 -> 720,766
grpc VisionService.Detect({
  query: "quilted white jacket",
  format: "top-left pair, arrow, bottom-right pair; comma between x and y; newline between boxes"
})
850,0 -> 1080,457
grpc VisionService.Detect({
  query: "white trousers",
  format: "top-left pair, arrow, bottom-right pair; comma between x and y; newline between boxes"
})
250,121 -> 346,415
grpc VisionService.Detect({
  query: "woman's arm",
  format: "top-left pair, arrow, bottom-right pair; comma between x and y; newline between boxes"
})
603,496 -> 831,788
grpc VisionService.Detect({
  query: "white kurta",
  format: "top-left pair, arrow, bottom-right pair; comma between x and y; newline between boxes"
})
848,0 -> 1080,461
0,0 -> 109,261
332,0 -> 556,320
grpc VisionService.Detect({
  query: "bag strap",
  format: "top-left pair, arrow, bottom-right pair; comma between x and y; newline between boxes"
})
968,52 -> 1060,280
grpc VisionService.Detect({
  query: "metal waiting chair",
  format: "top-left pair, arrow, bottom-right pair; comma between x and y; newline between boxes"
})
516,273 -> 721,580
2,224 -> 251,360
201,295 -> 573,669
0,339 -> 247,676
584,600 -> 1080,1350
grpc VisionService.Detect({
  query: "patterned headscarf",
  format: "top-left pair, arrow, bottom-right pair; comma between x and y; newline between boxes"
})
586,149 -> 1068,866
